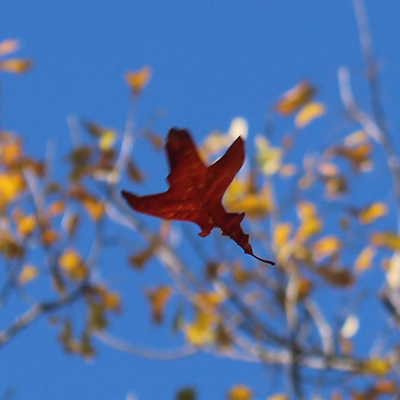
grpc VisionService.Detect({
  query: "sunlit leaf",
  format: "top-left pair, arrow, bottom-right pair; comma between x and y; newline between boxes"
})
83,197 -> 105,221
359,202 -> 387,224
275,80 -> 316,116
386,252 -> 400,290
185,310 -> 215,346
354,246 -> 375,272
194,290 -> 225,310
295,101 -> 326,128
266,395 -> 288,400
0,172 -> 25,210
295,201 -> 322,242
58,249 -> 87,280
0,58 -> 32,74
227,384 -> 253,400
371,231 -> 400,251
340,314 -> 359,339
0,39 -> 20,56
18,264 -> 38,285
273,223 -> 292,249
48,200 -> 65,215
363,358 -> 391,376
146,285 -> 172,324
13,210 -> 36,238
255,136 -> 282,176
125,66 -> 152,95
313,236 -> 341,261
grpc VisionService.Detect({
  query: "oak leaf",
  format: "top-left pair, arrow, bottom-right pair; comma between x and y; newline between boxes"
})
122,128 -> 274,265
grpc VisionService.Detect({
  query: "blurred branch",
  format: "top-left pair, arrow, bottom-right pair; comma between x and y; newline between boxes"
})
95,332 -> 198,360
0,283 -> 89,348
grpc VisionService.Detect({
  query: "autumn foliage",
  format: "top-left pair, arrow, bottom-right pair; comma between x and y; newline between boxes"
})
1,14 -> 400,399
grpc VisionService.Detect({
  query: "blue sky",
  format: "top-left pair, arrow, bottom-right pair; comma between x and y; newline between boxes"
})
1,1 -> 400,399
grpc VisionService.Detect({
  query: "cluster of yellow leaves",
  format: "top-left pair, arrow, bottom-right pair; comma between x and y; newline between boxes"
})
224,175 -> 273,219
0,39 -> 32,74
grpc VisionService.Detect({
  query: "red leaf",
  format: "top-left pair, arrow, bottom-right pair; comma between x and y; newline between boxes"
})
121,128 -> 275,265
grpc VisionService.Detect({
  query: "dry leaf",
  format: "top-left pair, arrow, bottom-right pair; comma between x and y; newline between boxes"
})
386,252 -> 400,290
0,58 -> 32,74
275,80 -> 316,116
146,285 -> 172,324
371,232 -> 400,251
125,66 -> 152,95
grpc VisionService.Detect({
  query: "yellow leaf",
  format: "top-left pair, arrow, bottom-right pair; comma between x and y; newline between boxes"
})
224,179 -> 272,219
185,310 -> 215,346
103,291 -> 121,312
194,291 -> 225,310
0,39 -> 20,56
99,129 -> 117,151
125,66 -> 152,95
0,172 -> 25,210
295,101 -> 326,128
0,58 -> 32,74
273,223 -> 292,249
354,246 -> 375,272
146,285 -> 172,324
359,202 -> 387,224
83,197 -> 105,221
295,201 -> 322,242
16,214 -> 36,238
255,136 -> 282,175
364,358 -> 391,376
227,385 -> 253,400
18,264 -> 38,285
58,249 -> 87,280
313,236 -> 341,261
275,80 -> 316,116
371,232 -> 400,251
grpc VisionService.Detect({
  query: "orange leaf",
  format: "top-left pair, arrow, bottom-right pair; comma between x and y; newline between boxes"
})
122,128 -> 275,265
0,58 -> 32,74
275,80 -> 316,116
295,101 -> 326,128
146,285 -> 172,324
125,66 -> 152,95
